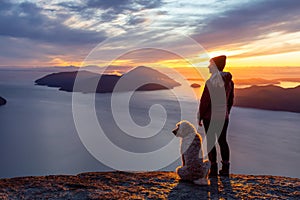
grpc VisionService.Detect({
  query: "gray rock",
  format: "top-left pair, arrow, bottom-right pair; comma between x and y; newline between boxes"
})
0,172 -> 299,199
0,96 -> 6,106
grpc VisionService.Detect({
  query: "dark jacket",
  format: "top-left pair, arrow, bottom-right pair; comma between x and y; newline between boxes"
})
198,72 -> 234,121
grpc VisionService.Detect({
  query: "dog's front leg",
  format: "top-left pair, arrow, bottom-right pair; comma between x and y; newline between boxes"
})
181,154 -> 185,166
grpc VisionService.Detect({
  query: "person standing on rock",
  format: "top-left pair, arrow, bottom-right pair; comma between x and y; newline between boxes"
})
198,55 -> 234,177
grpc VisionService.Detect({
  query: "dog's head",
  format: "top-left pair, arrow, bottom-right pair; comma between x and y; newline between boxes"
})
172,120 -> 196,138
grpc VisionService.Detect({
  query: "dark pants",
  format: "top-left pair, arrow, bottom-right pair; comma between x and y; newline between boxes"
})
203,118 -> 230,163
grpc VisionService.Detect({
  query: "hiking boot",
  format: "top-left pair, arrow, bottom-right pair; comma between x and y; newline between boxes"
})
219,161 -> 230,177
209,162 -> 218,177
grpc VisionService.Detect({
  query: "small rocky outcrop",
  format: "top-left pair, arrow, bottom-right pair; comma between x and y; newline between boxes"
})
190,83 -> 201,88
0,172 -> 299,199
0,96 -> 6,106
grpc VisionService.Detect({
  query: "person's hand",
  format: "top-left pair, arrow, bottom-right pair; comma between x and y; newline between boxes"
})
198,120 -> 203,127
197,112 -> 202,126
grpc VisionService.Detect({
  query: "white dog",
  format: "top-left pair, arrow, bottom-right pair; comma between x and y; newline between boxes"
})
172,120 -> 211,185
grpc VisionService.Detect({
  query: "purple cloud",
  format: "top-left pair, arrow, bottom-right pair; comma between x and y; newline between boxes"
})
193,0 -> 300,49
0,0 -> 106,45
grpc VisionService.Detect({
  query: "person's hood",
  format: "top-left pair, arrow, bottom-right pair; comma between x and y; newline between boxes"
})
209,71 -> 232,87
220,72 -> 232,84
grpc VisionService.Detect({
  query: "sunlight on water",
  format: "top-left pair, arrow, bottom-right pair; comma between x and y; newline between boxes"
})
236,81 -> 300,89
276,81 -> 300,88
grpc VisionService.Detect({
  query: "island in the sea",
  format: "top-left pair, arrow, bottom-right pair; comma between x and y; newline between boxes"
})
35,66 -> 300,113
35,66 -> 181,93
190,83 -> 201,88
0,96 -> 6,106
234,85 -> 300,113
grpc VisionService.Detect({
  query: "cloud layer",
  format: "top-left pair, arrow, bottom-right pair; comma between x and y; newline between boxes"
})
0,0 -> 299,67
192,0 -> 300,55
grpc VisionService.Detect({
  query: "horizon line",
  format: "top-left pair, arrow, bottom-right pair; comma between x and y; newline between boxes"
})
0,65 -> 300,69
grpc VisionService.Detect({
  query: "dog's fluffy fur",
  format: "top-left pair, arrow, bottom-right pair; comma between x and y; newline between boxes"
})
173,120 -> 211,185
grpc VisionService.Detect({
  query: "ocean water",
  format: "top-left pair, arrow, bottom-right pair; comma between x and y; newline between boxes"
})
0,69 -> 299,178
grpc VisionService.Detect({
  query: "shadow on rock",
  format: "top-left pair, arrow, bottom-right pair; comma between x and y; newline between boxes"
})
219,176 -> 235,196
168,177 -> 236,200
168,180 -> 211,200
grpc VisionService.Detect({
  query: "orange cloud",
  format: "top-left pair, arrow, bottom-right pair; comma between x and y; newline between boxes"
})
48,58 -> 82,67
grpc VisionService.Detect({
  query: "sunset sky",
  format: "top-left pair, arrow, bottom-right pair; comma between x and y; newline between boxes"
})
0,0 -> 299,68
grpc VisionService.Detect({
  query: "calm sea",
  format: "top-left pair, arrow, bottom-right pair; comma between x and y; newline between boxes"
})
0,69 -> 299,178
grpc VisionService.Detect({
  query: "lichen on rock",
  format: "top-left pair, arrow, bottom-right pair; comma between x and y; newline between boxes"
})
0,172 -> 299,199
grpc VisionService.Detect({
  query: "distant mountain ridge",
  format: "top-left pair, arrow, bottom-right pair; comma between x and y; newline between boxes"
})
235,85 -> 300,113
35,66 -> 181,93
35,67 -> 300,113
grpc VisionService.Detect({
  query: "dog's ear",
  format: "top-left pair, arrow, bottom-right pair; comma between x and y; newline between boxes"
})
172,124 -> 180,136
